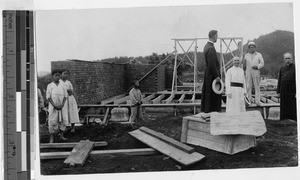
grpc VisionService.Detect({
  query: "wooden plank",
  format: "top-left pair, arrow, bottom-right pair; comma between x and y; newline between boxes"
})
187,120 -> 210,133
260,97 -> 267,103
180,118 -> 188,143
114,96 -> 129,105
40,141 -> 107,149
270,96 -> 279,103
267,99 -> 276,104
139,127 -> 195,154
178,94 -> 185,103
150,94 -> 165,104
102,108 -> 110,125
142,93 -> 156,104
41,148 -> 158,160
231,135 -> 256,154
210,111 -> 267,136
186,136 -> 232,154
163,93 -> 175,104
129,130 -> 205,166
101,94 -> 126,105
64,140 -> 94,166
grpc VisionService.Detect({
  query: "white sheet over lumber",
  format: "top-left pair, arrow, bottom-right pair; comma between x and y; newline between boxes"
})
129,129 -> 205,166
40,148 -> 158,160
210,111 -> 267,136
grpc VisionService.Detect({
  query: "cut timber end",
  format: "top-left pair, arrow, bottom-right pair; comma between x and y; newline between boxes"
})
129,129 -> 204,166
64,140 -> 95,166
139,126 -> 195,154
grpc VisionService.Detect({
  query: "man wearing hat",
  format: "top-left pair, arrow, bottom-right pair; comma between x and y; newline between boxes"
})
201,30 -> 222,113
225,57 -> 247,114
243,41 -> 264,106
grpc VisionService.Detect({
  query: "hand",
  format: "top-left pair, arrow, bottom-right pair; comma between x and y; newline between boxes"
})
67,89 -> 73,95
227,94 -> 232,99
252,65 -> 258,70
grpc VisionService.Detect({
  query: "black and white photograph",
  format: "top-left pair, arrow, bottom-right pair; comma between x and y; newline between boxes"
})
1,0 -> 299,180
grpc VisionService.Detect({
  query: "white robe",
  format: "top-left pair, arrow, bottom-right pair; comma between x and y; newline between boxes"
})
46,81 -> 68,133
60,79 -> 80,124
225,66 -> 247,114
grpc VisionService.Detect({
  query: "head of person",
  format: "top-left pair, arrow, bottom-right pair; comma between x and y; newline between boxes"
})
248,41 -> 256,53
208,30 -> 218,43
61,69 -> 70,80
283,52 -> 293,66
133,81 -> 140,89
232,56 -> 241,67
51,69 -> 61,83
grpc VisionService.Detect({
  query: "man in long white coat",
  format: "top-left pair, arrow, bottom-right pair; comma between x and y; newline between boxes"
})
225,57 -> 247,114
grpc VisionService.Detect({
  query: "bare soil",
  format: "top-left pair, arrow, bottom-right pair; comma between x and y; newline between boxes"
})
39,110 -> 298,175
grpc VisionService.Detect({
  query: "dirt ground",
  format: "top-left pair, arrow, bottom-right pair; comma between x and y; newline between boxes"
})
39,108 -> 298,176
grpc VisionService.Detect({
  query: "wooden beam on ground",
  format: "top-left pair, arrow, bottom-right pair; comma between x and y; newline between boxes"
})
40,141 -> 107,149
142,93 -> 156,104
129,129 -> 205,166
260,97 -> 267,103
114,96 -> 129,105
64,140 -> 95,166
101,94 -> 126,105
267,99 -> 276,104
210,111 -> 267,136
139,127 -> 195,154
41,148 -> 158,160
150,94 -> 165,104
178,94 -> 185,103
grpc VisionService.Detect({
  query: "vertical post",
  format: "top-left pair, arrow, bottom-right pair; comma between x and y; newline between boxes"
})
171,40 -> 177,94
220,38 -> 223,79
194,39 -> 197,114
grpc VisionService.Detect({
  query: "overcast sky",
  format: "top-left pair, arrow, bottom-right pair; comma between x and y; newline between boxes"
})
35,2 -> 294,72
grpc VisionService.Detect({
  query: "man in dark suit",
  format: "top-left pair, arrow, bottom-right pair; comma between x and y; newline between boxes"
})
200,30 -> 222,113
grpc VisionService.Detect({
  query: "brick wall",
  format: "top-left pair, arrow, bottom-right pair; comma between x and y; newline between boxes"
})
51,60 -> 167,104
125,64 -> 166,93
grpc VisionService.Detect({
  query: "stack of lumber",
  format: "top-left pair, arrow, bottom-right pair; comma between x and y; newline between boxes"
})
129,127 -> 205,166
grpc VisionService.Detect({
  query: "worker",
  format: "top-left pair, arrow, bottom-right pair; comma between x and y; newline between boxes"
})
129,81 -> 144,124
243,41 -> 264,106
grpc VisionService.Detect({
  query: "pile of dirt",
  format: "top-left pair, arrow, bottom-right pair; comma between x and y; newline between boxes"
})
39,112 -> 298,175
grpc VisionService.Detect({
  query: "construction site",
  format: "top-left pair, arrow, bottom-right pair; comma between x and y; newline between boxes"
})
38,37 -> 297,175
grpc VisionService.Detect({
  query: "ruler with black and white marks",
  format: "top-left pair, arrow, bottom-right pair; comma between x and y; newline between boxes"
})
3,10 -> 35,180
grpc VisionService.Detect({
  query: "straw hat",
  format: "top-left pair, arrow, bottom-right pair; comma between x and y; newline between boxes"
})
212,79 -> 224,94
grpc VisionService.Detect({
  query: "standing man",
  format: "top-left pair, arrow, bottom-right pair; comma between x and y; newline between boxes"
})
244,41 -> 264,106
201,30 -> 222,113
129,81 -> 144,123
277,52 -> 297,121
225,57 -> 247,114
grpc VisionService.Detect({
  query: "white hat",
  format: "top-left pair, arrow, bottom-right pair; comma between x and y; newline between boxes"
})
248,41 -> 256,47
212,79 -> 224,94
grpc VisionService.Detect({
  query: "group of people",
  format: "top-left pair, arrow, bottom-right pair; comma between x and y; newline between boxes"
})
201,30 -> 296,121
39,69 -> 80,143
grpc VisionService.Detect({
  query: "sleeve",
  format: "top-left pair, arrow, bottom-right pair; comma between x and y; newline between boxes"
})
257,54 -> 264,69
207,48 -> 220,79
38,89 -> 44,108
69,81 -> 74,91
277,68 -> 282,94
225,69 -> 231,94
242,71 -> 247,94
46,84 -> 51,99
129,89 -> 138,104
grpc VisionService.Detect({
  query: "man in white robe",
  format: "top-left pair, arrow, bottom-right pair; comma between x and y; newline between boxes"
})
225,57 -> 247,114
